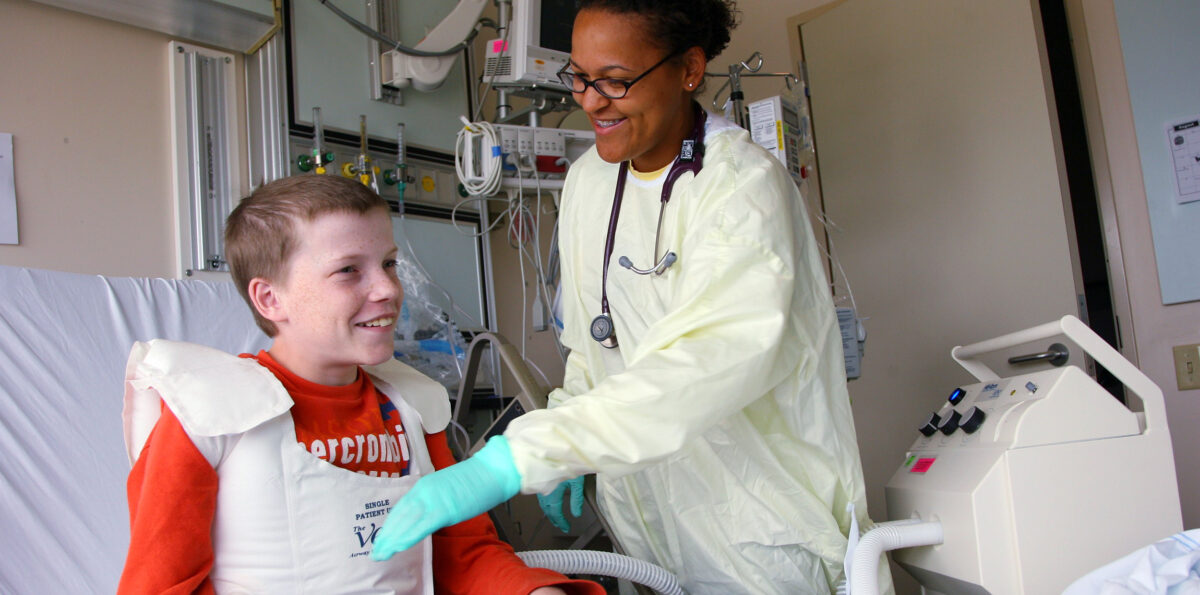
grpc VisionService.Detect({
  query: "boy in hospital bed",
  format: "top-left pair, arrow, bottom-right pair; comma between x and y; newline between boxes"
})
119,175 -> 601,594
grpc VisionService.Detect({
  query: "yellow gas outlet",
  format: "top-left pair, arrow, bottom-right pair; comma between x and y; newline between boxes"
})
1173,343 -> 1200,391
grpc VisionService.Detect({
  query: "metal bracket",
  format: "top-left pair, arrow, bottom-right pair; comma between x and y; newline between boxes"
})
1008,342 -> 1070,367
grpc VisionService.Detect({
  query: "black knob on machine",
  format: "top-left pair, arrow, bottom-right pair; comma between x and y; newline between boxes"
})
960,406 -> 987,434
938,409 -> 962,435
918,412 -> 942,437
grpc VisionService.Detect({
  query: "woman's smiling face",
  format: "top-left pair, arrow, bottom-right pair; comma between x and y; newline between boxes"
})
568,8 -> 703,171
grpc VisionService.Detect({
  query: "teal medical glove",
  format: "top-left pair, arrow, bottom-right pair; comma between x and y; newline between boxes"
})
537,476 -> 585,533
371,435 -> 521,560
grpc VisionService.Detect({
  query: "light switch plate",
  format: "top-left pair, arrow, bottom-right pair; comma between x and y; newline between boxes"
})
1173,344 -> 1200,391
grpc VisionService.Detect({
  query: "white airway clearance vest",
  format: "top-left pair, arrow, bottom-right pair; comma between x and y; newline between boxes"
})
123,340 -> 453,595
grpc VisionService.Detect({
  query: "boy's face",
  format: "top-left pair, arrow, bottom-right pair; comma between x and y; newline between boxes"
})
263,207 -> 402,385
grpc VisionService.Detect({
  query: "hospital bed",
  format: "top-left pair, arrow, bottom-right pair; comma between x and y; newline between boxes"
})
0,265 -> 269,593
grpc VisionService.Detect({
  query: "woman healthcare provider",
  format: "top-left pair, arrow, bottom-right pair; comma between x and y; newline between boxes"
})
373,1 -> 893,592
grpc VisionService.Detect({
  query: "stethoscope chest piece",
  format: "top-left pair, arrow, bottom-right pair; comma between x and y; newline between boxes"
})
590,313 -> 618,348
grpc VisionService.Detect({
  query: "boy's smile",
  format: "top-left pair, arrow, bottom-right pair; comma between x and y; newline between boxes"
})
259,207 -> 402,386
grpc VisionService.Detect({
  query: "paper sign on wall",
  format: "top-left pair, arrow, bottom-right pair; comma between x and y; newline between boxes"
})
0,133 -> 16,245
1166,115 -> 1200,205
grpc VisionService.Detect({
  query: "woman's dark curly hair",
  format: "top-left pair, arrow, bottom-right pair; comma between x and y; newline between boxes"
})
575,0 -> 739,60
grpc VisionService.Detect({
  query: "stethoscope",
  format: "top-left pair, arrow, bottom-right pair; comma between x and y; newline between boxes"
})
590,105 -> 707,349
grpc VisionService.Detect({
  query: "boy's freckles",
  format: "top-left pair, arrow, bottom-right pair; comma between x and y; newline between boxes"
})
266,208 -> 402,386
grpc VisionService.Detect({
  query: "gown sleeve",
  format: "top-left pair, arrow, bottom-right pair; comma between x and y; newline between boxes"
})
546,347 -> 592,409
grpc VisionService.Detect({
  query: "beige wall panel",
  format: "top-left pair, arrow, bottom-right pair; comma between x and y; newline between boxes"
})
0,0 -> 176,277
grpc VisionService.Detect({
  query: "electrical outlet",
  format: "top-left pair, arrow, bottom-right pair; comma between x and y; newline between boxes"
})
1173,344 -> 1200,391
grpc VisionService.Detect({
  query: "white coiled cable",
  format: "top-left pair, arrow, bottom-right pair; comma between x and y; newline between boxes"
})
455,117 -> 502,197
517,550 -> 685,595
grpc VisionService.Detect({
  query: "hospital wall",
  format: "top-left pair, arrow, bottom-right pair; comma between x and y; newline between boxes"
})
0,0 -> 183,278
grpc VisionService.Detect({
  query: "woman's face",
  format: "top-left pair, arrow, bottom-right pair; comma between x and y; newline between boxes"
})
569,9 -> 704,171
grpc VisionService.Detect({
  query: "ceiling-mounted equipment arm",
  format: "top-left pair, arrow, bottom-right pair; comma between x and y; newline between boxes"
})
380,0 -> 489,92
319,0 -> 482,58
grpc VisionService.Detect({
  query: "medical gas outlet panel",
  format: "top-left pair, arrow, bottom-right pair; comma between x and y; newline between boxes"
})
289,138 -> 471,212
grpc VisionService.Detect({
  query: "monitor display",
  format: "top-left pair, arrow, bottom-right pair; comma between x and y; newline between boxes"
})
538,0 -> 575,54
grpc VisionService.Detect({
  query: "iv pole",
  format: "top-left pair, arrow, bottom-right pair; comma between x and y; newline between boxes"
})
707,51 -> 800,130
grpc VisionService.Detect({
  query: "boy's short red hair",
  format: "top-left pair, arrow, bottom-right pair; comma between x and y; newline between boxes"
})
224,175 -> 390,336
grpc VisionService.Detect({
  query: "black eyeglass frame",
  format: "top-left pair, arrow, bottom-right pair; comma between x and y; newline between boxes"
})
557,51 -> 681,99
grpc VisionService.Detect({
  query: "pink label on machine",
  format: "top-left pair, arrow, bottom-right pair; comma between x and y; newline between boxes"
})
910,457 -> 936,473
492,40 -> 509,52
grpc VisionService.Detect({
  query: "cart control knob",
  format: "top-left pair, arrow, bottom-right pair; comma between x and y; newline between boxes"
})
938,409 -> 962,435
918,412 -> 942,437
947,387 -> 967,405
960,406 -> 986,434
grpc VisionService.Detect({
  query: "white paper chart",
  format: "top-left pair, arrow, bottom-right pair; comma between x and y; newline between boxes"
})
1166,115 -> 1200,204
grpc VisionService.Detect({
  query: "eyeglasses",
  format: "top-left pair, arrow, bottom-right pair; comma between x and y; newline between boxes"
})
557,52 -> 678,99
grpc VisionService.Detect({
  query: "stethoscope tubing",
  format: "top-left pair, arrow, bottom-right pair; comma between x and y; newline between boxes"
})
618,199 -> 676,275
591,105 -> 708,348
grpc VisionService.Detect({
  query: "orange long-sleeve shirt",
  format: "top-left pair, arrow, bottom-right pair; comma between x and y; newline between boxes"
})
120,352 -> 602,595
